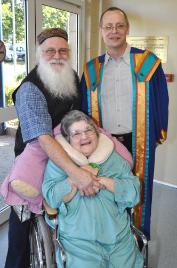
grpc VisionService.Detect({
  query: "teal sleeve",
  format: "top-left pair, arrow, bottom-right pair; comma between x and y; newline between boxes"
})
113,159 -> 140,210
42,160 -> 72,208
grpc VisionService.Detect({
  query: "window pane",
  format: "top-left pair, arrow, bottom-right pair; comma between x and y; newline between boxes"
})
1,0 -> 27,107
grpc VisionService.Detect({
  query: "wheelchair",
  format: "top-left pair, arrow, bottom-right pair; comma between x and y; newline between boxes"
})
29,205 -> 148,268
29,214 -> 57,268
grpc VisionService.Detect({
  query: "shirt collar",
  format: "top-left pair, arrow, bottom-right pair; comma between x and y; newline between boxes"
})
104,44 -> 130,65
122,44 -> 130,65
104,52 -> 111,65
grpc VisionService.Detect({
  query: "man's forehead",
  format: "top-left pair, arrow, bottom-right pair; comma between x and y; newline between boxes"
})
102,10 -> 126,22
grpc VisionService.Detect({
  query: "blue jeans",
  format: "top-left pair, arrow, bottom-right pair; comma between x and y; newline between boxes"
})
4,207 -> 31,268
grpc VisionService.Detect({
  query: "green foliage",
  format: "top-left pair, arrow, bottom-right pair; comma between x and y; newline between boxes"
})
5,83 -> 15,106
14,1 -> 25,43
2,0 -> 70,44
16,71 -> 26,82
5,70 -> 26,106
2,2 -> 12,42
2,0 -> 24,43
42,6 -> 69,29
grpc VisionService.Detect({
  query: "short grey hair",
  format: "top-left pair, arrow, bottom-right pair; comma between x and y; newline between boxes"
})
100,6 -> 129,27
61,110 -> 99,142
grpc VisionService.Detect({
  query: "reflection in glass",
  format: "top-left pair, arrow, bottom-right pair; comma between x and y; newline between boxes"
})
1,0 -> 27,107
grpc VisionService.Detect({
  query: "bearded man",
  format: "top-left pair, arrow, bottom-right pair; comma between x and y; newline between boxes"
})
4,28 -> 101,268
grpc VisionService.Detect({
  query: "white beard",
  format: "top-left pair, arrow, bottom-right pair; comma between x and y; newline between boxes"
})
37,58 -> 77,98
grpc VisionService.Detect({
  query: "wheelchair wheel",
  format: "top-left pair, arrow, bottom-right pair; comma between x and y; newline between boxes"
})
29,215 -> 57,268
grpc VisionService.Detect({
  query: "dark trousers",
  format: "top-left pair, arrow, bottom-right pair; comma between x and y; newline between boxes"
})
5,207 -> 31,268
112,132 -> 132,154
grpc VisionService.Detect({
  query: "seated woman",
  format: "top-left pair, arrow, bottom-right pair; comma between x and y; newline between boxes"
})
0,120 -> 132,216
42,110 -> 144,268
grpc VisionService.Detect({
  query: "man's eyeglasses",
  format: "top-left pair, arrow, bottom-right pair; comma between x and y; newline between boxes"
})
43,48 -> 70,57
102,24 -> 127,32
69,127 -> 96,140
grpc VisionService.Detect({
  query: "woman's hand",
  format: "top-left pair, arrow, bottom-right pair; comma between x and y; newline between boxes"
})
98,176 -> 115,193
63,182 -> 78,203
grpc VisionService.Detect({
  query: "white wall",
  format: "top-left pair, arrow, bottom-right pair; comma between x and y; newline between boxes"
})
87,0 -> 177,185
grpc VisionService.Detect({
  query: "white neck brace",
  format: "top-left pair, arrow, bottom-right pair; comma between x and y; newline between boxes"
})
55,133 -> 114,166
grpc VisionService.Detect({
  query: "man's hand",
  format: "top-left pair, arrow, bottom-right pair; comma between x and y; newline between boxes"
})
69,167 -> 103,196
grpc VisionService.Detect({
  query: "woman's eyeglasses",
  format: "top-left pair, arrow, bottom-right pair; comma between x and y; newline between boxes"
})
69,127 -> 95,140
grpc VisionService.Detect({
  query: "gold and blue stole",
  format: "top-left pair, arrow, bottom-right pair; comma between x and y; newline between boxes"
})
83,57 -> 104,126
130,50 -> 161,229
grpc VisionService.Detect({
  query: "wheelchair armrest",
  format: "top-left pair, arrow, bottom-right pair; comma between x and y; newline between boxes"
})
131,224 -> 148,247
127,208 -> 148,249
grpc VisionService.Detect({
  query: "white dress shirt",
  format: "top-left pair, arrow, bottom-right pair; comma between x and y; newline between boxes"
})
101,45 -> 132,134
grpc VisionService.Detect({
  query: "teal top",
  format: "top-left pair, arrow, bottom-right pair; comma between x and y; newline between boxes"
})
42,150 -> 140,244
